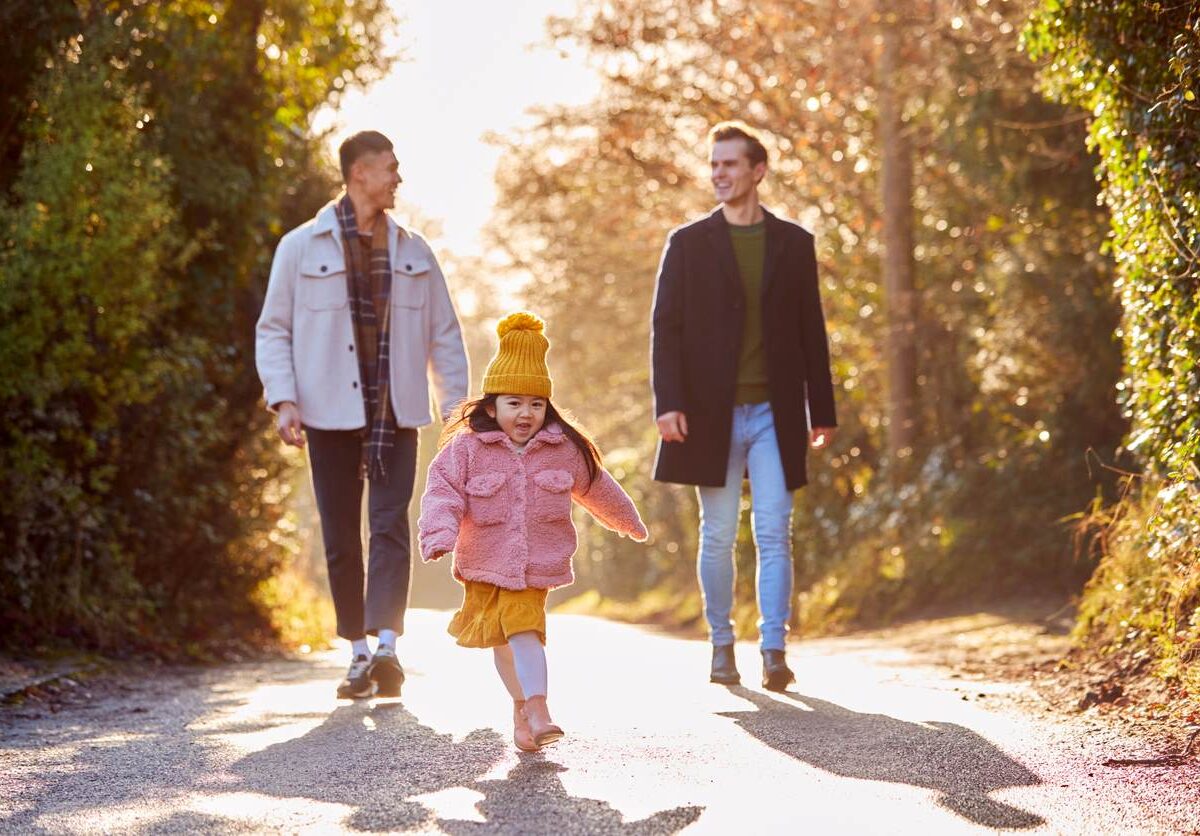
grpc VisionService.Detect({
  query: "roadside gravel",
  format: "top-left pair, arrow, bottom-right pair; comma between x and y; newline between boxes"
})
2,610 -> 1197,834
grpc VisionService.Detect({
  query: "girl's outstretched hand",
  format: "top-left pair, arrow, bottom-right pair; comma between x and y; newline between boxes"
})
431,550 -> 450,560
630,522 -> 649,543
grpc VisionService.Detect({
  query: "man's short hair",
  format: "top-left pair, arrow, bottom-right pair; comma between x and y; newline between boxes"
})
708,120 -> 768,168
338,131 -> 394,182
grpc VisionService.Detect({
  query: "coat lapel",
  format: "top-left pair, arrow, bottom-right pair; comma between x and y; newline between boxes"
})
702,206 -> 790,302
700,208 -> 745,304
761,207 -> 789,299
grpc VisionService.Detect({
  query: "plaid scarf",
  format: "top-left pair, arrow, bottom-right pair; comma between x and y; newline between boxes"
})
335,194 -> 396,482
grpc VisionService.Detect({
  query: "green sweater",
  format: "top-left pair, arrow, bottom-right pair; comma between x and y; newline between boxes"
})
729,221 -> 769,405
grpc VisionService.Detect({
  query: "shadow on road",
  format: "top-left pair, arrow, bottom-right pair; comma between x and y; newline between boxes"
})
720,687 -> 1044,830
232,701 -> 702,833
230,701 -> 503,830
1,657 -> 701,833
440,758 -> 703,835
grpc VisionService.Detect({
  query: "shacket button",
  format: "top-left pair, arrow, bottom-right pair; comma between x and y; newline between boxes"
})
320,264 -> 327,273
348,344 -> 354,351
352,381 -> 358,389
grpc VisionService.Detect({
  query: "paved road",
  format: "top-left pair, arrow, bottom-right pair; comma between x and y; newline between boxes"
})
2,611 -> 1197,834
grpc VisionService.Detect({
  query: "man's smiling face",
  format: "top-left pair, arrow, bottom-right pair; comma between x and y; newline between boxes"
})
354,149 -> 402,212
710,138 -> 765,205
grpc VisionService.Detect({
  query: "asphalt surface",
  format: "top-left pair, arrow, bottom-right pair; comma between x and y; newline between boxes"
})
2,610 -> 1197,834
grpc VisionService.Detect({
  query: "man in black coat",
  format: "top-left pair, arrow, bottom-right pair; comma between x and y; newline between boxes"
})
651,121 -> 837,691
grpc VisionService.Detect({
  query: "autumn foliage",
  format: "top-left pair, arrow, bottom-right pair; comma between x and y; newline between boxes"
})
488,0 -> 1125,631
1,0 -> 1193,667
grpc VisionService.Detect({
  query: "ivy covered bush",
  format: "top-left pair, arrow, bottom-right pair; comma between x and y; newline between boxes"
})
1026,1 -> 1200,689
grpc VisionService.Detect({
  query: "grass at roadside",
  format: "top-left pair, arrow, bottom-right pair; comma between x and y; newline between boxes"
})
1066,483 -> 1199,721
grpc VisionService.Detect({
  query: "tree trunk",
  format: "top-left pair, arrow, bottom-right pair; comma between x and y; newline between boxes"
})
877,8 -> 919,466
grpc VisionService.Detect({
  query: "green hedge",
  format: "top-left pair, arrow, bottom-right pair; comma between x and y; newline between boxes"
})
0,2 -> 394,655
1026,0 -> 1200,683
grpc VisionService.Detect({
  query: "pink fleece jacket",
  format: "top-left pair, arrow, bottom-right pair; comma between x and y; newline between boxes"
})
418,423 -> 649,590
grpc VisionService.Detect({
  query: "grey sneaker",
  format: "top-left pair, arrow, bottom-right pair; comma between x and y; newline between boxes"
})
369,646 -> 405,697
337,654 -> 375,699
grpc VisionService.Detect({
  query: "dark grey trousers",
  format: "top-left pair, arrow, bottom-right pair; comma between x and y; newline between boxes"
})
305,426 -> 417,640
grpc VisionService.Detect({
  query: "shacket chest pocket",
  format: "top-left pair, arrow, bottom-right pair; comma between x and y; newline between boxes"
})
464,472 -> 509,526
298,257 -> 348,311
393,257 -> 430,309
532,470 -> 574,522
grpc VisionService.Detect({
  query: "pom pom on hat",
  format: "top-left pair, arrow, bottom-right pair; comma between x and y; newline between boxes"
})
483,311 -> 552,398
496,311 -> 545,338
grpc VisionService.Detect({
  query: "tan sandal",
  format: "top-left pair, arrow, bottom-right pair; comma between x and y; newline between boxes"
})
512,700 -> 539,752
522,695 -> 564,747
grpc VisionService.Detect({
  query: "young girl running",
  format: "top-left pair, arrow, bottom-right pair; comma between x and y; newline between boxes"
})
418,312 -> 648,751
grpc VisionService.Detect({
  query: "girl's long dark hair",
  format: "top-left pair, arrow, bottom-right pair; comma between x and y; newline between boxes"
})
439,393 -> 602,487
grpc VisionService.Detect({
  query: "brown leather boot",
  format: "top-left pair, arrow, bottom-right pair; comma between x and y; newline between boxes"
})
521,695 -> 564,747
512,700 -> 539,752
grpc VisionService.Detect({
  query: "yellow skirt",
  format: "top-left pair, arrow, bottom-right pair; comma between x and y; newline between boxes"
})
447,581 -> 548,648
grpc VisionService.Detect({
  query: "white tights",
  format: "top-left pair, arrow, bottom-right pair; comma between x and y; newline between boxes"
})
492,631 -> 547,700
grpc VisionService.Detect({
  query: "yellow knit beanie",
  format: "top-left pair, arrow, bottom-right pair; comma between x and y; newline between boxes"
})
482,311 -> 552,398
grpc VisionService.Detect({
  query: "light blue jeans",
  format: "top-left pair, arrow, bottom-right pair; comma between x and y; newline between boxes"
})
697,402 -> 794,651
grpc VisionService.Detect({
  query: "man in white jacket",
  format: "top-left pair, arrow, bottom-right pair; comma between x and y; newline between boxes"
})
256,131 -> 468,698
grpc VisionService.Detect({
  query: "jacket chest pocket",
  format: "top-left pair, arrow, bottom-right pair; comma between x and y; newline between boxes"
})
465,473 -> 509,526
532,470 -> 573,523
393,258 -> 430,309
299,260 -> 348,311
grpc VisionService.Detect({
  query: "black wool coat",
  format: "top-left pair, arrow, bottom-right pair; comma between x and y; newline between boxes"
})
650,207 -> 837,491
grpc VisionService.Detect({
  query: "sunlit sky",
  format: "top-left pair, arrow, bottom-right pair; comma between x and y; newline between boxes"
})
317,0 -> 600,259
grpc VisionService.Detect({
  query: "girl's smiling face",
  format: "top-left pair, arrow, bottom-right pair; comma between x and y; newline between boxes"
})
486,394 -> 547,445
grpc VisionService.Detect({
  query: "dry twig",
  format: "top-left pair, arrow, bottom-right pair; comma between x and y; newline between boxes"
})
1103,727 -> 1200,768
